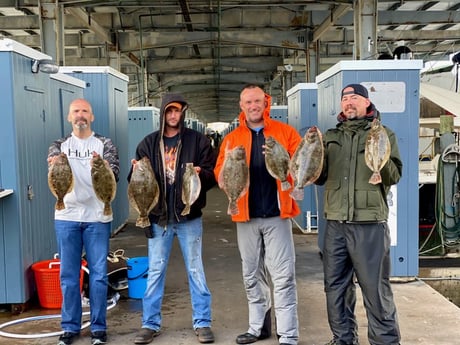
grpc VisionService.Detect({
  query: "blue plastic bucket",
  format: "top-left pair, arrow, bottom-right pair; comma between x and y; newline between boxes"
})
127,256 -> 148,299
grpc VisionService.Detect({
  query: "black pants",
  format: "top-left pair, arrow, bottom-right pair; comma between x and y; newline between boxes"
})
323,221 -> 401,345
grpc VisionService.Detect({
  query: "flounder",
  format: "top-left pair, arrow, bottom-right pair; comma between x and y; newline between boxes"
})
91,153 -> 117,216
264,136 -> 291,191
48,153 -> 74,210
218,145 -> 249,216
181,163 -> 202,216
128,157 -> 159,228
289,126 -> 324,200
365,118 -> 391,185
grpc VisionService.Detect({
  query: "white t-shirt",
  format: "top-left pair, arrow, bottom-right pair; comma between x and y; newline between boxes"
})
54,132 -> 114,223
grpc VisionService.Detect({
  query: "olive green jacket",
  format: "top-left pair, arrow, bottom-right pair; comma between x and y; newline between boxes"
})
315,112 -> 403,222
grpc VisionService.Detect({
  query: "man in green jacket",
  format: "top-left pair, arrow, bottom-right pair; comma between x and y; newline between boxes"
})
315,84 -> 403,345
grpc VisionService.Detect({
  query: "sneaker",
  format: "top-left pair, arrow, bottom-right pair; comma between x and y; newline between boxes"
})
57,332 -> 79,345
195,327 -> 215,343
134,328 -> 161,344
91,331 -> 107,345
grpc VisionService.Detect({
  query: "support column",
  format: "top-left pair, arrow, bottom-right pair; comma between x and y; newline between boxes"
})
38,0 -> 59,61
354,0 -> 378,60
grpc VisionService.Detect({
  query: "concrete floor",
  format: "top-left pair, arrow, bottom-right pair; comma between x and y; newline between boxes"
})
1,186 -> 460,345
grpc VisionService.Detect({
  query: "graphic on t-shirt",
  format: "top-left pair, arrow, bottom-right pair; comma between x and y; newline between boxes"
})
165,144 -> 178,185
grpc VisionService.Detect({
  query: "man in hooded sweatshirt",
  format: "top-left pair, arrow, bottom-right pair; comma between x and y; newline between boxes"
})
315,84 -> 403,345
129,93 -> 216,344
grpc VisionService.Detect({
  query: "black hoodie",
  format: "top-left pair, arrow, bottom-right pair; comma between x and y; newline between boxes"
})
128,93 -> 217,232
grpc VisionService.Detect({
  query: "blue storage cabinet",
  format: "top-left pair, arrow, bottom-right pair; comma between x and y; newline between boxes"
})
128,106 -> 160,159
315,60 -> 423,277
270,105 -> 288,123
286,83 -> 319,232
59,66 -> 130,233
0,39 -> 69,306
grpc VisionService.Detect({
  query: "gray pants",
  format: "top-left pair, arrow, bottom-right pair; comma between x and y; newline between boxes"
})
323,220 -> 401,345
236,217 -> 299,345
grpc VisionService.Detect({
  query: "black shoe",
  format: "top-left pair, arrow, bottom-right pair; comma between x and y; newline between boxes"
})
134,328 -> 160,344
195,327 -> 215,343
57,332 -> 79,345
91,331 -> 107,345
236,333 -> 258,344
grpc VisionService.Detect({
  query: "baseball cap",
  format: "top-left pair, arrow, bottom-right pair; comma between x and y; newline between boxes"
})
341,84 -> 369,99
165,102 -> 183,111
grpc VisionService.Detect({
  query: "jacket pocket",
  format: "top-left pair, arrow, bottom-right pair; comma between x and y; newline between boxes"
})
325,179 -> 342,210
355,189 -> 380,209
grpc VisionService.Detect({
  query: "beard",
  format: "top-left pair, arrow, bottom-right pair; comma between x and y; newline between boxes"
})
74,118 -> 88,130
75,123 -> 88,130
166,121 -> 180,129
344,106 -> 358,119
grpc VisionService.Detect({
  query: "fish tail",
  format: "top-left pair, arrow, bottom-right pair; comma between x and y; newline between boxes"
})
228,201 -> 239,216
369,172 -> 382,185
290,188 -> 304,200
136,216 -> 151,228
55,199 -> 65,210
103,203 -> 112,216
281,180 -> 291,191
181,205 -> 191,216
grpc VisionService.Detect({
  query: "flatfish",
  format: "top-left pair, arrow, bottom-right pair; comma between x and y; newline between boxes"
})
128,157 -> 159,228
181,163 -> 201,216
91,153 -> 117,216
218,145 -> 249,215
365,118 -> 391,185
264,136 -> 291,191
289,126 -> 324,200
48,153 -> 74,210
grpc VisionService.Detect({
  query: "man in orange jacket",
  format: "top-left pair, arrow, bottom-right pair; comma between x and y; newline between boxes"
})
214,84 -> 301,345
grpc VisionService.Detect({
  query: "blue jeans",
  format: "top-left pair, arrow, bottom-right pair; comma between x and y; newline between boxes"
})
55,220 -> 111,333
141,217 -> 212,330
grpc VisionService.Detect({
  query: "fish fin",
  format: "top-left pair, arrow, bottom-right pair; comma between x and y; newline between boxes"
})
281,180 -> 291,191
290,188 -> 304,200
103,203 -> 112,216
136,216 -> 151,228
181,205 -> 190,216
369,172 -> 382,185
228,201 -> 239,216
55,200 -> 65,210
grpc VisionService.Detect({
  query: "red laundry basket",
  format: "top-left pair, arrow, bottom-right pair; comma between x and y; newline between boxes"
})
32,258 -> 87,309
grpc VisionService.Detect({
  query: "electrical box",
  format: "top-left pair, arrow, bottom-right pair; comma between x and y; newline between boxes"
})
270,105 -> 288,122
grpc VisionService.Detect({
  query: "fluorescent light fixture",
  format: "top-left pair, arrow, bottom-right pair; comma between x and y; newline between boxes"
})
31,59 -> 59,74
